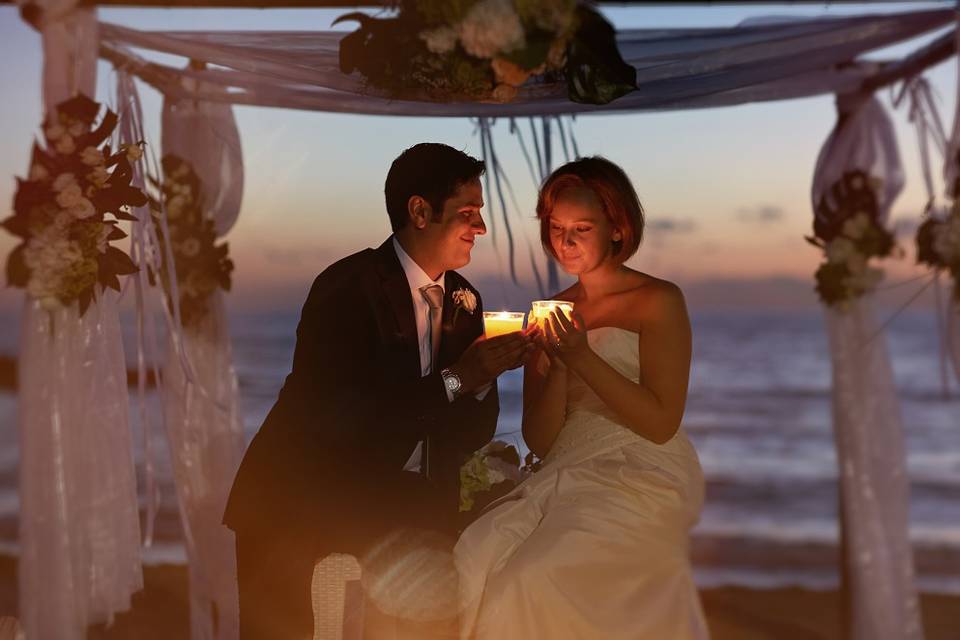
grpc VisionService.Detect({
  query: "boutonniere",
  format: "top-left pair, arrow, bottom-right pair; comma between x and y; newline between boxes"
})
451,287 -> 477,325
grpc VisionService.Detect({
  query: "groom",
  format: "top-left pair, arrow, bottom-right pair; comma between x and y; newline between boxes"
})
224,143 -> 529,639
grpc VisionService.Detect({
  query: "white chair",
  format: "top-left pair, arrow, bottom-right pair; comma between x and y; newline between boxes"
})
312,553 -> 363,640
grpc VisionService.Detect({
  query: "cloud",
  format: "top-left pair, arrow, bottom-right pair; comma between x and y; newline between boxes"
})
737,205 -> 784,223
647,217 -> 696,234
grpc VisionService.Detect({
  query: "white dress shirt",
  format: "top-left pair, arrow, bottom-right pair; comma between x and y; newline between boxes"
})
392,236 -> 445,377
393,237 -> 491,472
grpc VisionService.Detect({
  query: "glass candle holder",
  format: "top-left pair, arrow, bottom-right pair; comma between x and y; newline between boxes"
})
483,311 -> 526,338
528,300 -> 575,326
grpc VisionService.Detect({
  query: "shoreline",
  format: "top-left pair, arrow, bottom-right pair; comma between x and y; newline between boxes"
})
0,555 -> 956,639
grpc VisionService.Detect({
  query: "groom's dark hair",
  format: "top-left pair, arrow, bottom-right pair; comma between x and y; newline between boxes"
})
385,143 -> 486,232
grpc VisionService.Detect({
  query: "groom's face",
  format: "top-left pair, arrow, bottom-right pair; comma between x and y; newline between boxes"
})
424,178 -> 486,271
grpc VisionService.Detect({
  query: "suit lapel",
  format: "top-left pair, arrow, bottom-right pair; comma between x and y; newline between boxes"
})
374,238 -> 421,377
439,273 -> 475,369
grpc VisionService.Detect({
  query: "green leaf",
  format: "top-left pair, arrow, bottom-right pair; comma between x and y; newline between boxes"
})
564,6 -> 636,105
2,214 -> 31,240
88,109 -> 118,148
6,244 -> 29,288
100,271 -> 121,292
78,287 -> 94,317
103,246 -> 138,276
107,225 -> 127,241
804,235 -> 824,249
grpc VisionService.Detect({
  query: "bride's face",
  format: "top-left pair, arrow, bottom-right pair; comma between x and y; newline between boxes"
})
548,188 -> 622,275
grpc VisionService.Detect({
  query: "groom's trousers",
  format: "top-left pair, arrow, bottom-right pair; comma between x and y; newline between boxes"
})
236,531 -> 317,640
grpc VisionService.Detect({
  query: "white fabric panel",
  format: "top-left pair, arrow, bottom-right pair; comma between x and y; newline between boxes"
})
812,98 -> 924,640
162,293 -> 245,640
19,293 -> 143,640
96,8 -> 954,116
160,70 -> 245,640
812,95 -> 904,223
17,5 -> 143,639
161,73 -> 244,236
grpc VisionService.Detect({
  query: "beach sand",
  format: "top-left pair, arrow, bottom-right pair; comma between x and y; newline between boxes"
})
0,555 -> 956,639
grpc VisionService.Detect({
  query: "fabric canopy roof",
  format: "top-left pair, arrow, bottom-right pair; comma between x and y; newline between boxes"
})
97,8 -> 956,117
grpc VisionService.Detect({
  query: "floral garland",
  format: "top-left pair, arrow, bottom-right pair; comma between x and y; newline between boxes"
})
2,94 -> 144,315
807,170 -> 898,310
150,154 -> 234,328
915,152 -> 960,301
336,0 -> 636,105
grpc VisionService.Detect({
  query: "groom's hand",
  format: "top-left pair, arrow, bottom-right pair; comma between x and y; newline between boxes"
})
450,333 -> 533,393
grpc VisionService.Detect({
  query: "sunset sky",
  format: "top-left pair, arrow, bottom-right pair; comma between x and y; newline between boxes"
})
0,1 -> 955,312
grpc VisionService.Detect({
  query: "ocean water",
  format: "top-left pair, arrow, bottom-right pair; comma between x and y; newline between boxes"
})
0,307 -> 957,593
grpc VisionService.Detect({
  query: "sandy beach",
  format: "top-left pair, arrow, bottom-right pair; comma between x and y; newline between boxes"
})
0,555 -> 956,639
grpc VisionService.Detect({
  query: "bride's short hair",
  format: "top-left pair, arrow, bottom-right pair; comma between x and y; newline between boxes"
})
536,156 -> 644,263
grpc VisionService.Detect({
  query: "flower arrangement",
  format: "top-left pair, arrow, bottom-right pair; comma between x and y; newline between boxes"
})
916,203 -> 960,301
336,0 -> 636,105
2,94 -> 144,315
806,170 -> 898,309
150,155 -> 234,328
459,440 -> 526,513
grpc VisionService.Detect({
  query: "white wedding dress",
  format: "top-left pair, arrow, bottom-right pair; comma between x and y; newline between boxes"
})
455,327 -> 709,640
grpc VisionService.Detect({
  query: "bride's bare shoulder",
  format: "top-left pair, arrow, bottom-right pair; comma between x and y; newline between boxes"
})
616,271 -> 688,329
550,283 -> 580,302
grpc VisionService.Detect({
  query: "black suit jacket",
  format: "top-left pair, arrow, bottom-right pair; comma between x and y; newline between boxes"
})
223,238 -> 499,556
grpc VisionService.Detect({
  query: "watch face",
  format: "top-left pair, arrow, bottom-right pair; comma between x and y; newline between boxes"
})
444,374 -> 460,392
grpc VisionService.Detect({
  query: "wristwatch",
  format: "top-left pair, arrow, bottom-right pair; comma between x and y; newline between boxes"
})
441,367 -> 462,397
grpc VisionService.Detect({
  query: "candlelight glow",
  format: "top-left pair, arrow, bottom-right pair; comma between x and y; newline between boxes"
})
482,311 -> 525,338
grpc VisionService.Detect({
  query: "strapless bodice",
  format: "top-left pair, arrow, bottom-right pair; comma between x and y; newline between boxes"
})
565,326 -> 641,418
544,326 -> 698,465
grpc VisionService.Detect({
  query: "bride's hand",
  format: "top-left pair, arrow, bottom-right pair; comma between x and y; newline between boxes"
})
545,310 -> 589,362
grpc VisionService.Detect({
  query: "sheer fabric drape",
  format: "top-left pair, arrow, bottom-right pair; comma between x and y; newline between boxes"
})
16,4 -> 142,639
160,76 -> 245,640
812,96 -> 923,640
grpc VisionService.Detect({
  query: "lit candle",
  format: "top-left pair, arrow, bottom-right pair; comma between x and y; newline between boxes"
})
528,300 -> 575,326
483,311 -> 526,338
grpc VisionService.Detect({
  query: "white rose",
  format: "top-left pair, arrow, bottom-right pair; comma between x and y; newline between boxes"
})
825,237 -> 856,265
52,173 -> 77,192
29,164 -> 49,181
87,166 -> 110,187
167,195 -> 187,219
68,198 -> 96,220
44,124 -> 65,141
80,146 -> 103,166
53,210 -> 75,229
55,135 -> 76,155
846,253 -> 867,275
842,212 -> 871,240
420,26 -> 459,54
458,0 -> 525,59
56,183 -> 83,208
180,237 -> 201,257
124,144 -> 143,162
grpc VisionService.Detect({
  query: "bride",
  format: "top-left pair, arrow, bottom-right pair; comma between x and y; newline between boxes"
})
455,157 -> 709,639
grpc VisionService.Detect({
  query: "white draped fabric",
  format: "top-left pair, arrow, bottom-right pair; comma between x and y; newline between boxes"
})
160,77 -> 245,640
15,2 -> 143,639
96,9 -> 954,117
812,96 -> 923,640
19,293 -> 143,640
